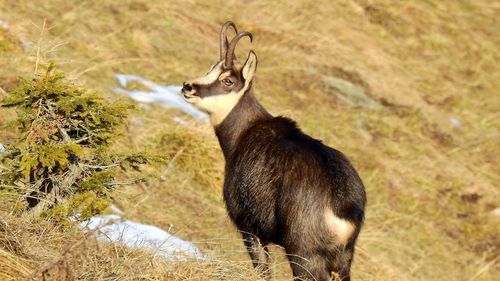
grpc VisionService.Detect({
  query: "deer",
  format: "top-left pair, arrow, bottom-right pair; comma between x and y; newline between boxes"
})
181,21 -> 366,281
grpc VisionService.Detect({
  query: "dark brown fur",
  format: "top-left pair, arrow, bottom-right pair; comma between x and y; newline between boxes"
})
182,22 -> 366,280
214,90 -> 365,280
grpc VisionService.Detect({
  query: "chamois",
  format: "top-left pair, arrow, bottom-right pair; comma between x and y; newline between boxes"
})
181,21 -> 366,281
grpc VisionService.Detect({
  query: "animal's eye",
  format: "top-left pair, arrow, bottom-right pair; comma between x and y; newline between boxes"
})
222,78 -> 234,86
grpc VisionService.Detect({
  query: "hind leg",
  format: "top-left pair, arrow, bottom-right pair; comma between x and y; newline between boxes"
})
286,245 -> 355,281
286,252 -> 331,281
326,244 -> 356,281
333,244 -> 355,281
241,232 -> 271,279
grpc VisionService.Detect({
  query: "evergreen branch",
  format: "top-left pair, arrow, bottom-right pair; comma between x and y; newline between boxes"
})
80,163 -> 119,170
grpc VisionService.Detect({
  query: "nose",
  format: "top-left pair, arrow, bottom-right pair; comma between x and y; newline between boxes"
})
182,82 -> 193,92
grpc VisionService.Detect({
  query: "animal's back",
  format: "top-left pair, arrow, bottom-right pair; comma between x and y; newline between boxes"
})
223,116 -> 366,246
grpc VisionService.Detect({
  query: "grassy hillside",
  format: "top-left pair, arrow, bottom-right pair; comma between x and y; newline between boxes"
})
0,0 -> 498,280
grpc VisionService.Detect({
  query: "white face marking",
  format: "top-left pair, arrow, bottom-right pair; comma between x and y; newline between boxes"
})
184,65 -> 253,126
184,52 -> 257,126
188,61 -> 224,85
324,209 -> 355,245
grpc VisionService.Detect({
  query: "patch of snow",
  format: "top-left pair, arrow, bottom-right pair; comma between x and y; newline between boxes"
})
0,144 -> 6,154
112,74 -> 208,122
79,214 -> 204,261
0,19 -> 9,30
449,117 -> 461,128
172,116 -> 189,126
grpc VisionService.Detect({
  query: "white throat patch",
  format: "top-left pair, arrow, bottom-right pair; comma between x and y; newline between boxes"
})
197,90 -> 246,125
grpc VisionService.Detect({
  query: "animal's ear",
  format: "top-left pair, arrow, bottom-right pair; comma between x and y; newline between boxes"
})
242,50 -> 257,81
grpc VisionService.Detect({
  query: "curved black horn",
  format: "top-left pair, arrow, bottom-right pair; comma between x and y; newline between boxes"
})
220,21 -> 238,61
225,31 -> 253,69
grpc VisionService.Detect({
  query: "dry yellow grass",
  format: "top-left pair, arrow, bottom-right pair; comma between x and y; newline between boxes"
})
0,0 -> 499,280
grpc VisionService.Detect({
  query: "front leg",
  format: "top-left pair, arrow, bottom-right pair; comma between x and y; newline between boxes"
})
241,232 -> 271,279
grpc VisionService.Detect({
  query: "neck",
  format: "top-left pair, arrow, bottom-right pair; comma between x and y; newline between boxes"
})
214,89 -> 272,159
